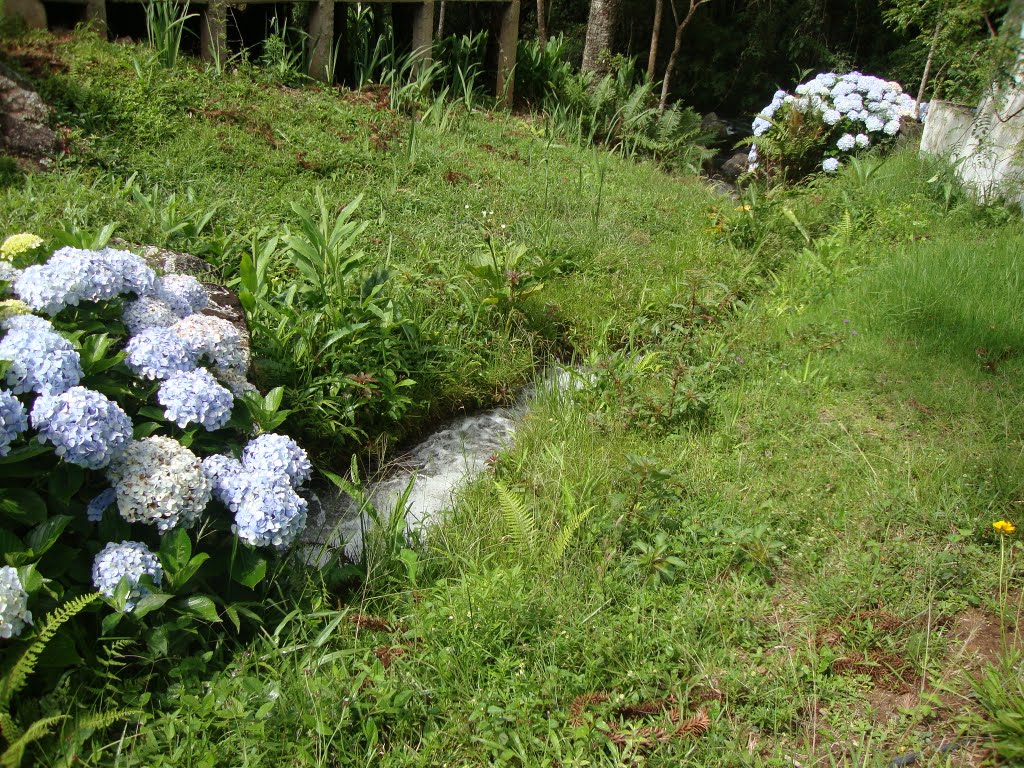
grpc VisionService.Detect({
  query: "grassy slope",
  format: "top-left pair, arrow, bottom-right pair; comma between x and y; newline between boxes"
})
3,31 -> 1023,768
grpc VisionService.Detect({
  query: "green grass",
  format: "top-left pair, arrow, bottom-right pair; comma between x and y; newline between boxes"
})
3,28 -> 1023,768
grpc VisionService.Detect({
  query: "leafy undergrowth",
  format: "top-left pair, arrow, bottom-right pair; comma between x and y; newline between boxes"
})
2,29 -> 1023,768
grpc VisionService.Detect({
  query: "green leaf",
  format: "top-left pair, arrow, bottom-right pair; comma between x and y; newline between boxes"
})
172,553 -> 209,588
101,612 -> 123,635
230,548 -> 267,589
133,422 -> 162,439
0,528 -> 24,559
0,489 -> 48,525
47,464 -> 84,502
159,527 -> 192,574
132,593 -> 173,619
25,515 -> 73,557
182,595 -> 220,623
146,624 -> 170,657
264,387 -> 284,412
0,442 -> 51,467
16,563 -> 42,593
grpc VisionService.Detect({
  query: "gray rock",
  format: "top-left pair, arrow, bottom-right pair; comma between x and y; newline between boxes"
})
0,73 -> 57,162
700,112 -> 729,143
719,150 -> 750,181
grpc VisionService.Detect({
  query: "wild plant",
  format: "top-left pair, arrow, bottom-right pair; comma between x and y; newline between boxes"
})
144,0 -> 197,69
494,479 -> 593,566
238,191 -> 424,451
259,16 -> 309,86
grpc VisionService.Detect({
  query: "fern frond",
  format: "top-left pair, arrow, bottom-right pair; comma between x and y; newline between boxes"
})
0,594 -> 99,711
494,482 -> 537,553
835,210 -> 854,244
0,712 -> 21,744
550,505 -> 594,563
69,708 -> 140,735
1,714 -> 67,768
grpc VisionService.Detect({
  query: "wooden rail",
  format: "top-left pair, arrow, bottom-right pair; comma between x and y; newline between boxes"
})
10,0 -> 520,101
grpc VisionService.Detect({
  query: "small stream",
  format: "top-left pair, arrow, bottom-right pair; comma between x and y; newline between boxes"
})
300,368 -> 574,563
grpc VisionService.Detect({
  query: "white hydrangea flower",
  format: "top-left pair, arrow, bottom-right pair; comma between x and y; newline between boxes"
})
822,157 -> 841,173
0,566 -> 31,639
836,133 -> 856,152
855,133 -> 870,148
171,315 -> 248,373
107,436 -> 212,533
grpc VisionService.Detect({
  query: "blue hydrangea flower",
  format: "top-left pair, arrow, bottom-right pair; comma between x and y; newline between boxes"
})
122,296 -> 178,335
242,434 -> 312,487
0,260 -> 21,288
0,388 -> 27,457
202,453 -> 245,502
157,368 -> 233,431
13,247 -> 156,315
91,541 -> 163,613
100,248 -> 156,296
86,487 -> 117,522
0,566 -> 32,639
124,327 -> 197,380
822,157 -> 841,173
0,322 -> 83,395
231,472 -> 308,549
30,386 -> 133,469
154,274 -> 208,318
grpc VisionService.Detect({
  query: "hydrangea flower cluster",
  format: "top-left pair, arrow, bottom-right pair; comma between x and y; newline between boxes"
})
0,260 -> 21,287
124,327 -> 197,380
155,274 -> 209,317
30,387 -> 133,469
242,434 -> 312,487
204,435 -> 312,549
107,436 -> 212,532
14,247 -> 155,315
87,487 -> 117,522
232,473 -> 308,549
0,233 -> 43,259
91,541 -> 163,612
0,388 -> 27,457
172,315 -> 248,373
158,368 -> 233,431
0,565 -> 32,638
0,317 -> 82,395
748,71 -> 915,174
122,296 -> 179,335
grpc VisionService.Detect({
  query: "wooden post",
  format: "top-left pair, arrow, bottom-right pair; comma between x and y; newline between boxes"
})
200,0 -> 228,66
496,0 -> 519,103
410,0 -> 434,65
307,0 -> 335,81
85,0 -> 107,35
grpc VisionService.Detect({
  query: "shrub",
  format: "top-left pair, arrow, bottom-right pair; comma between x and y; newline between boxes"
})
0,233 -> 313,696
743,71 -> 916,181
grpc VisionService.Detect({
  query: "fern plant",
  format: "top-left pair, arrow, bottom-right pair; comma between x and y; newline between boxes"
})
0,593 -> 136,768
494,480 -> 592,566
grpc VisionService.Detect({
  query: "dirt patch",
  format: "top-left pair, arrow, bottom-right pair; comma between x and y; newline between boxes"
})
946,605 -> 1020,674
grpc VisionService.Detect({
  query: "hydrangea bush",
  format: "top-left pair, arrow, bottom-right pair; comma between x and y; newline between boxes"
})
745,71 -> 916,180
0,234 -> 311,672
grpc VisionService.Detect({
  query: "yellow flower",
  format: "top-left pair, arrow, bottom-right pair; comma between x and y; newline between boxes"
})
993,520 -> 1016,535
0,233 -> 42,259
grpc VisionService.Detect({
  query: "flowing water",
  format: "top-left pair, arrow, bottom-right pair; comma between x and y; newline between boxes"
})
300,368 -> 574,563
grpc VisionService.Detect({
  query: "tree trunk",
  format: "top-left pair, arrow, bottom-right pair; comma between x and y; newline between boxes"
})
658,0 -> 705,111
915,17 -> 942,117
647,0 -> 663,81
437,1 -> 446,36
582,0 -> 621,73
537,0 -> 548,43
